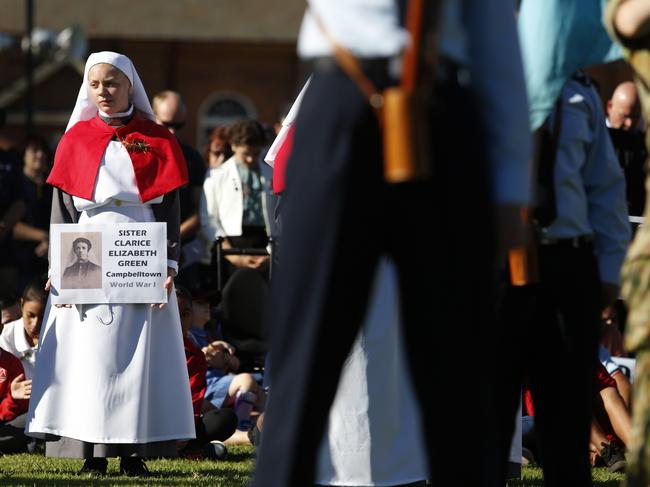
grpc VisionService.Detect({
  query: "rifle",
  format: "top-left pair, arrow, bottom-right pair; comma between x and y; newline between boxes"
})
508,99 -> 562,286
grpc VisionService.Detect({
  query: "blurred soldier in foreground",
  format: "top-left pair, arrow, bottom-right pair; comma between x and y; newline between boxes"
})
605,1 -> 650,485
252,1 -> 532,486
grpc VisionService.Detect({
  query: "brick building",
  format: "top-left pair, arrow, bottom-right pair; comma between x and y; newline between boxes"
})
0,0 -> 306,151
0,1 -> 638,152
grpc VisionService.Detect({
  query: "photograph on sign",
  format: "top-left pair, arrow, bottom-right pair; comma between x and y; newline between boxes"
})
60,233 -> 102,289
50,222 -> 168,304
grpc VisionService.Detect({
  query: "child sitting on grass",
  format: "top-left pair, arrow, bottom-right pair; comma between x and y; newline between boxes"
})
0,345 -> 32,453
176,286 -> 238,459
187,289 -> 262,431
0,277 -> 47,379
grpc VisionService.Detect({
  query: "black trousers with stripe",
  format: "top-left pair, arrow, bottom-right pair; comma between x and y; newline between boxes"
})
252,65 -> 502,487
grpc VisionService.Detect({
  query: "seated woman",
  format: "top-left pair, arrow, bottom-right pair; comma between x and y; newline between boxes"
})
200,120 -> 277,284
202,126 -> 232,170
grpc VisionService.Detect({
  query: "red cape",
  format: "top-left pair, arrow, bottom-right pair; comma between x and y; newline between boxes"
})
48,114 -> 188,202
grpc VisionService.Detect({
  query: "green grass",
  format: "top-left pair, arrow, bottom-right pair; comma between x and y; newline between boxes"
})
0,446 -> 255,486
0,451 -> 627,486
509,466 -> 625,486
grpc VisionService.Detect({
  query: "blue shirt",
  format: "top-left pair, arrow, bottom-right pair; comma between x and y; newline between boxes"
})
517,0 -> 622,130
543,78 -> 630,285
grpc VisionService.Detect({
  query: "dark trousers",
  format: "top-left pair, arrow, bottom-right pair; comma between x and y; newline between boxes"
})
186,408 -> 238,450
0,413 -> 28,453
252,67 -> 500,487
496,244 -> 601,487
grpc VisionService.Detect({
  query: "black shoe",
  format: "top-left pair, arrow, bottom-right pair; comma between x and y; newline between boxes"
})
79,457 -> 108,476
203,441 -> 228,460
119,457 -> 150,477
600,441 -> 626,473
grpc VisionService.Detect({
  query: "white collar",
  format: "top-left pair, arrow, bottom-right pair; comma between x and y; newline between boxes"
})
98,104 -> 134,119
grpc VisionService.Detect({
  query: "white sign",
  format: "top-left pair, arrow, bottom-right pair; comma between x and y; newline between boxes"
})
50,222 -> 168,304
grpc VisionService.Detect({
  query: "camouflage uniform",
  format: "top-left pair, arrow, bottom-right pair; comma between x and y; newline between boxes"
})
605,2 -> 650,484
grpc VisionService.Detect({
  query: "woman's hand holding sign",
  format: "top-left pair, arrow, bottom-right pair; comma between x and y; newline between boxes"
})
151,267 -> 176,309
45,278 -> 72,308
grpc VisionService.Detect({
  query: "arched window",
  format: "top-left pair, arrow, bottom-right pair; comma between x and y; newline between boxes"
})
197,92 -> 257,148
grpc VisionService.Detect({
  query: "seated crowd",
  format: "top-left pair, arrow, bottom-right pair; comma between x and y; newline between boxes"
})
0,82 -> 643,473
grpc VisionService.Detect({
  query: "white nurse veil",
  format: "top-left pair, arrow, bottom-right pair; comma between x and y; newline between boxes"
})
65,51 -> 155,132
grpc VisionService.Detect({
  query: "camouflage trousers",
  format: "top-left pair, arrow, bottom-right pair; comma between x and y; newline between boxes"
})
621,226 -> 650,352
625,352 -> 650,486
621,225 -> 650,486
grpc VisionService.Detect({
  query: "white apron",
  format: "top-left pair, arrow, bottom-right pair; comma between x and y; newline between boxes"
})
26,141 -> 195,444
315,259 -> 428,486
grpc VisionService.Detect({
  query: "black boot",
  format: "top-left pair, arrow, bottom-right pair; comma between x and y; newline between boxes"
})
79,457 -> 108,476
119,457 -> 150,477
599,441 -> 626,473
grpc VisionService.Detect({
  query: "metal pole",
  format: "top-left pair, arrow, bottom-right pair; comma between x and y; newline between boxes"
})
215,237 -> 223,291
25,0 -> 34,133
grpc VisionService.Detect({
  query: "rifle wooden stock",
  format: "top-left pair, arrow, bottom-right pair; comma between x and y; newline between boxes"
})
383,87 -> 431,183
382,0 -> 437,183
508,207 -> 539,286
508,244 -> 538,286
